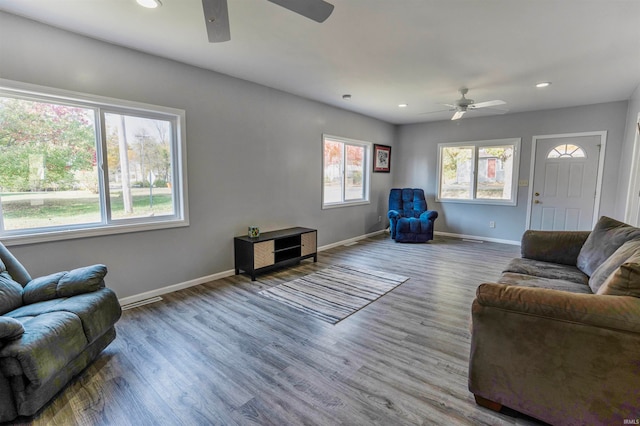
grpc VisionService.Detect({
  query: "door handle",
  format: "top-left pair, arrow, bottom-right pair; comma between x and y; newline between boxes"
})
534,192 -> 540,196
534,200 -> 541,204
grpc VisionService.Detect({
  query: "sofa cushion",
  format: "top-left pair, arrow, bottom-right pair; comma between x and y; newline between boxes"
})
5,298 -> 68,319
589,239 -> 640,293
0,317 -> 24,341
520,230 -> 591,266
22,265 -> 107,305
577,216 -> 640,276
597,251 -> 640,298
503,258 -> 588,285
0,272 -> 23,315
7,289 -> 121,343
0,311 -> 88,388
50,289 -> 121,343
498,272 -> 592,294
57,264 -> 107,297
22,272 -> 67,305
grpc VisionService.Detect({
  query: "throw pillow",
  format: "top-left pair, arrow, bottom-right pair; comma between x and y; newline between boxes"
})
597,251 -> 640,298
0,317 -> 24,341
589,239 -> 640,293
577,216 -> 640,276
57,264 -> 107,297
0,272 -> 24,315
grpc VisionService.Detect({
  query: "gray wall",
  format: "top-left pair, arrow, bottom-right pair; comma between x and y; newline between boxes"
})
0,13 -> 395,299
395,101 -> 629,242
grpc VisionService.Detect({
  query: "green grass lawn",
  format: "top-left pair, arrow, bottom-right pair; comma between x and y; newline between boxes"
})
1,190 -> 173,230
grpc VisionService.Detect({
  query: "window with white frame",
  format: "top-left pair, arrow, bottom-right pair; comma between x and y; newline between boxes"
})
0,81 -> 188,243
436,138 -> 521,205
322,135 -> 370,208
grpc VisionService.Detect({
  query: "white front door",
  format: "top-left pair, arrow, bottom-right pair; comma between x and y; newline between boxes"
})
529,133 -> 604,231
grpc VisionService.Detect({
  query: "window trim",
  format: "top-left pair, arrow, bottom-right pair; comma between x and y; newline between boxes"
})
321,134 -> 371,209
0,79 -> 189,246
436,138 -> 521,206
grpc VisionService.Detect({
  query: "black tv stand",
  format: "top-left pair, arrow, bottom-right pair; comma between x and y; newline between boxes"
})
234,227 -> 317,281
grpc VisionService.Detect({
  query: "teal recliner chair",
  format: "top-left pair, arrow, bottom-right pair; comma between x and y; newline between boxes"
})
0,242 -> 121,422
388,188 -> 438,243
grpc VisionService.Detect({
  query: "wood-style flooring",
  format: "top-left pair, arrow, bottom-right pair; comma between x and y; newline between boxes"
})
16,234 -> 545,425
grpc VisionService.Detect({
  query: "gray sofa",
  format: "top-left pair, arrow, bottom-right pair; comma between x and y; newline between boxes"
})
469,216 -> 640,425
0,242 -> 121,422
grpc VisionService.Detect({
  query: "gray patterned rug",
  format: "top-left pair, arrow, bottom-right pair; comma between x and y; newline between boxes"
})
259,264 -> 409,324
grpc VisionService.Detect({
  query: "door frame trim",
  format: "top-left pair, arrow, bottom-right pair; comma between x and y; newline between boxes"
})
624,113 -> 640,226
525,131 -> 607,230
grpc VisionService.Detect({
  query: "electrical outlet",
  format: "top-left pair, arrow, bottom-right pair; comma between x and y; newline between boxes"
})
489,221 -> 496,228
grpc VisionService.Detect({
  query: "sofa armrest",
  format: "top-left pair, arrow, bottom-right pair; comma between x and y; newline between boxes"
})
475,283 -> 640,333
388,210 -> 402,220
23,264 -> 107,305
0,317 -> 24,343
520,230 -> 590,266
470,283 -> 640,424
419,210 -> 438,222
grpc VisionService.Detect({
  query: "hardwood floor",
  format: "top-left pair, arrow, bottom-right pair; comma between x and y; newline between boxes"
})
17,234 -> 544,425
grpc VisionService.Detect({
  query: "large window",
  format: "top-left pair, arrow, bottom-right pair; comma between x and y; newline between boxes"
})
437,138 -> 521,205
322,135 -> 371,208
0,80 -> 188,243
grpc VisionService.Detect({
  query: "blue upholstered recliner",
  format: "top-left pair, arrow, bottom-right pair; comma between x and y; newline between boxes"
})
388,188 -> 438,243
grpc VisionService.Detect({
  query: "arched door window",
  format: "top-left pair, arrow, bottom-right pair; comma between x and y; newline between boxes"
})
547,144 -> 586,159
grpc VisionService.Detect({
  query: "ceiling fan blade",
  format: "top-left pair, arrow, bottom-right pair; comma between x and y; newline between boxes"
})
202,0 -> 230,43
483,106 -> 510,114
418,109 -> 451,115
451,111 -> 465,121
267,0 -> 334,22
472,99 -> 506,109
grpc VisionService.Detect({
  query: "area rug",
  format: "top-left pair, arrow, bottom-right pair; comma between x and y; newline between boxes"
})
259,264 -> 409,324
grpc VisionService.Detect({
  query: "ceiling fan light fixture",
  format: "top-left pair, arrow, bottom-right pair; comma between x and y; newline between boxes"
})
136,0 -> 162,8
536,82 -> 551,88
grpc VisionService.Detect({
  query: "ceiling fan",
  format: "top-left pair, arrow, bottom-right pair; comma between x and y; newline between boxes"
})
440,88 -> 507,120
202,0 -> 334,43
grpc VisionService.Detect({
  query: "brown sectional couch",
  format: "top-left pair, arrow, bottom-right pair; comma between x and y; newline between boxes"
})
469,216 -> 640,425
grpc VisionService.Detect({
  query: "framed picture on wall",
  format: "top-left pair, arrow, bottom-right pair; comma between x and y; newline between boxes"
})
373,144 -> 391,173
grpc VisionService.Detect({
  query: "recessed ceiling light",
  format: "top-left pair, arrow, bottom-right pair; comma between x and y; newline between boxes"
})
136,0 -> 162,8
398,103 -> 408,108
342,94 -> 351,100
536,82 -> 551,88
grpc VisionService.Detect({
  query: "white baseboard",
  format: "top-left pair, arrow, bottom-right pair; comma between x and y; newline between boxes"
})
118,268 -> 236,307
118,229 -> 386,306
317,229 -> 385,251
434,231 -> 521,246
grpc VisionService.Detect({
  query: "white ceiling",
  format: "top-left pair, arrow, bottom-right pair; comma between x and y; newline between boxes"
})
2,0 -> 639,124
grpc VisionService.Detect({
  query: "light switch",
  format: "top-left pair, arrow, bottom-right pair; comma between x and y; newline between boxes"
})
518,180 -> 529,187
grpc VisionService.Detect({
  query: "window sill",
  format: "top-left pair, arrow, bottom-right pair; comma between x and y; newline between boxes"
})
322,200 -> 371,210
435,198 -> 517,206
1,219 -> 190,247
